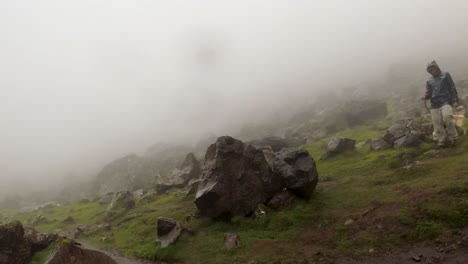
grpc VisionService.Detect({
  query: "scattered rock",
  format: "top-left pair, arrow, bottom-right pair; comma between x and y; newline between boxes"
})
383,124 -> 409,145
370,138 -> 391,151
157,217 -> 183,248
105,191 -> 135,218
411,254 -> 422,262
344,219 -> 354,226
267,189 -> 297,210
369,248 -> 375,253
60,216 -> 76,225
45,240 -> 117,264
224,233 -> 241,250
393,134 -> 421,149
31,214 -> 48,226
321,137 -> 356,160
194,136 -> 283,218
274,148 -> 319,198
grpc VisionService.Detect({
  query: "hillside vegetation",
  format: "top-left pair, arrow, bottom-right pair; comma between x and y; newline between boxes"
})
2,114 -> 468,263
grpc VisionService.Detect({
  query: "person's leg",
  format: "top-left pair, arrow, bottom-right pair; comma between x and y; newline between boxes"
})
441,104 -> 458,144
431,107 -> 446,147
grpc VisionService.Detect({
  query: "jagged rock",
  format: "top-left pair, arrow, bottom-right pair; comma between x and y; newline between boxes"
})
157,217 -> 183,248
183,179 -> 202,196
60,216 -> 75,225
393,134 -> 421,149
194,136 -> 283,218
0,221 -> 31,264
45,240 -> 117,264
155,153 -> 201,194
383,124 -> 409,145
105,191 -> 135,218
274,148 -> 318,198
23,227 -> 57,253
248,136 -> 289,152
224,233 -> 241,250
321,137 -> 356,160
370,138 -> 391,151
98,192 -> 114,205
267,189 -> 297,209
259,146 -> 276,169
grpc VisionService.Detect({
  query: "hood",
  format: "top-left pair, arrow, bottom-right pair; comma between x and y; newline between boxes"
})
426,60 -> 441,74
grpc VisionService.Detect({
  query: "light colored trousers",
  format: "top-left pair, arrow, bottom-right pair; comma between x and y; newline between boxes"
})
431,104 -> 458,144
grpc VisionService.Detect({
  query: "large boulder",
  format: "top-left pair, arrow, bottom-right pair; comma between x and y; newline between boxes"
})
393,134 -> 422,149
194,136 -> 283,218
0,221 -> 31,264
274,148 -> 319,198
105,191 -> 135,218
45,240 -> 116,264
321,137 -> 356,160
247,136 -> 289,152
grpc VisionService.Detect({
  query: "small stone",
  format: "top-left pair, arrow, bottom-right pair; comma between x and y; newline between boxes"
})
369,248 -> 375,253
344,219 -> 354,226
224,233 -> 241,250
411,255 -> 422,262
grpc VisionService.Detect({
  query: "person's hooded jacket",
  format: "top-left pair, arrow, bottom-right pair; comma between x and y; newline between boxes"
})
424,60 -> 459,109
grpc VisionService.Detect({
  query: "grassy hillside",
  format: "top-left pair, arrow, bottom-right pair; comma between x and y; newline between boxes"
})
2,119 -> 468,263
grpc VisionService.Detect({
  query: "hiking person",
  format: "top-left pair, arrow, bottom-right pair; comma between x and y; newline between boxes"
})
422,60 -> 459,148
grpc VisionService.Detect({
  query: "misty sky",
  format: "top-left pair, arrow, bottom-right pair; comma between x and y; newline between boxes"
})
1,0 -> 468,195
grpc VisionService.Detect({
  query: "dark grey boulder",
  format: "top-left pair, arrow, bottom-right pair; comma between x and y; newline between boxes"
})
194,136 -> 283,218
370,138 -> 391,151
321,137 -> 356,160
105,191 -> 135,218
274,148 -> 318,198
0,221 -> 31,264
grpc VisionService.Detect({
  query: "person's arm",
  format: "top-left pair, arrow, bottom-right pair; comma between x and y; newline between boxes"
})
446,72 -> 459,106
424,81 -> 432,100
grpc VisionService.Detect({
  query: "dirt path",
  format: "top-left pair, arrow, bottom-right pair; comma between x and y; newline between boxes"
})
77,240 -> 167,264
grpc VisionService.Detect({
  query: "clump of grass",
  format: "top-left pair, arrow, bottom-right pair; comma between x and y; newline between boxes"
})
406,220 -> 442,241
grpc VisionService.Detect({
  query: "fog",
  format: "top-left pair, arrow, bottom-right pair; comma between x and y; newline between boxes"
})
1,0 -> 468,196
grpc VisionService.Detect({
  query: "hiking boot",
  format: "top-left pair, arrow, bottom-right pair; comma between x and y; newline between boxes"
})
449,139 -> 458,147
435,143 -> 446,150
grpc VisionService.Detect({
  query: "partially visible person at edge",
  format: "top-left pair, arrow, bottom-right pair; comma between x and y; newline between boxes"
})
422,60 -> 459,149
